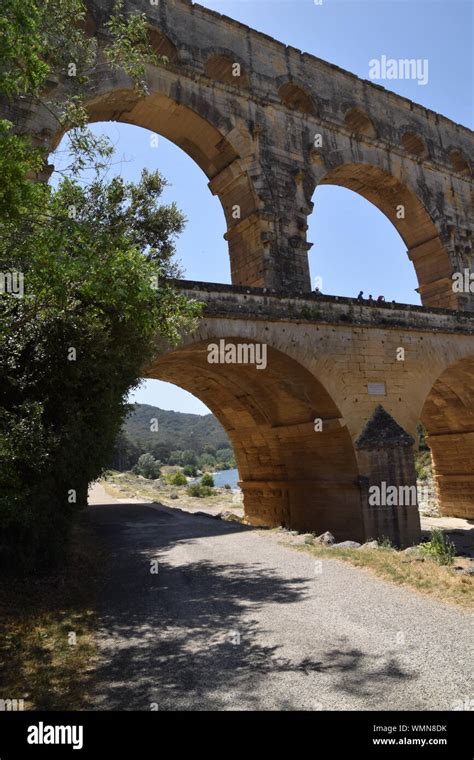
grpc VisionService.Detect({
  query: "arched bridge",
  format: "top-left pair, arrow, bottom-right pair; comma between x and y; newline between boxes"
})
5,0 -> 473,545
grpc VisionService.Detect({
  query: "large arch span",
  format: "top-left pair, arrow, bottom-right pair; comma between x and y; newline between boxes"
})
421,355 -> 474,519
145,338 -> 364,541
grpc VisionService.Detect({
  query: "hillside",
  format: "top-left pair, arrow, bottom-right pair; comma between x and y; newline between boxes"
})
111,403 -> 232,470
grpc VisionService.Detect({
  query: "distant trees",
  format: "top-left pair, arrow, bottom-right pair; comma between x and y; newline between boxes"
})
110,409 -> 237,472
215,448 -> 235,468
199,453 -> 216,470
111,433 -> 141,471
181,450 -> 198,466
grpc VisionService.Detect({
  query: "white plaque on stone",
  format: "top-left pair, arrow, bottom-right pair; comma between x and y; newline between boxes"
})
368,382 -> 386,396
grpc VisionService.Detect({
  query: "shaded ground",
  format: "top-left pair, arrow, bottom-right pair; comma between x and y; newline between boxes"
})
88,485 -> 472,711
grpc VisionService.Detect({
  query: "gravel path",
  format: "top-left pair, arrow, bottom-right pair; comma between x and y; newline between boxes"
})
87,486 -> 472,711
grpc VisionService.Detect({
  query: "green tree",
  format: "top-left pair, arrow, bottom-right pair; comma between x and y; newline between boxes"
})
181,449 -> 198,466
198,453 -> 216,470
111,432 -> 140,471
201,473 -> 214,488
0,0 -> 201,571
168,450 -> 184,465
135,454 -> 161,480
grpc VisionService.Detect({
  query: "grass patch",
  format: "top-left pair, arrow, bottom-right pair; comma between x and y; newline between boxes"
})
0,513 -> 102,710
290,542 -> 473,610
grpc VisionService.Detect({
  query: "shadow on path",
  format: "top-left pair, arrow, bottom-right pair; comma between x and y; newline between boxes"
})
89,502 -> 414,710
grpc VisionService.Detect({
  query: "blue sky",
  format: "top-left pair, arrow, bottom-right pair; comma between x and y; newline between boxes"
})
55,0 -> 473,415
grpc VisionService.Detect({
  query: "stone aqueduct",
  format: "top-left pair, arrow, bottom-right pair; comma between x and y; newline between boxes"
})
6,0 -> 474,544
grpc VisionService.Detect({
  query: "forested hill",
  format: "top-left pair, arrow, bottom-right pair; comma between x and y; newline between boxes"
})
111,403 -> 232,470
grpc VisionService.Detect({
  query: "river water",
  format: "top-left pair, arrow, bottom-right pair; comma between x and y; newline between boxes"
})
212,468 -> 240,489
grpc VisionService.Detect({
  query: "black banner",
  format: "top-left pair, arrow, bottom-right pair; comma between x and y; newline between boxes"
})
0,711 -> 471,757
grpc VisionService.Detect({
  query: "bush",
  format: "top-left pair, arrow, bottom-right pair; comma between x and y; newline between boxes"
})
168,471 -> 187,486
201,472 -> 214,487
414,450 -> 431,481
134,453 -> 161,479
186,484 -> 214,498
224,483 -> 231,490
183,464 -> 197,477
419,529 -> 455,565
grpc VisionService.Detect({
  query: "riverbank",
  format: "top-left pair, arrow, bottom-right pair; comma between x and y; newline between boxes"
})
101,470 -> 244,517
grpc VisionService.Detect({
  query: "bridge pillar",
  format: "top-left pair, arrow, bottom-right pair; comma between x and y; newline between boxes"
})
210,147 -> 313,291
240,479 -> 365,542
355,406 -> 421,548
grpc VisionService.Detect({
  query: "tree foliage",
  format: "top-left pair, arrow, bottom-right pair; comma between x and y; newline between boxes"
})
0,0 -> 200,571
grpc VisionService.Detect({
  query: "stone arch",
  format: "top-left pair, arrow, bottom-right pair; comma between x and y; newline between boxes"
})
147,27 -> 180,64
47,76 -> 271,287
278,81 -> 317,116
146,337 -> 364,539
401,130 -> 428,158
420,354 -> 474,518
448,148 -> 471,177
344,106 -> 377,138
204,52 -> 250,89
311,161 -> 456,309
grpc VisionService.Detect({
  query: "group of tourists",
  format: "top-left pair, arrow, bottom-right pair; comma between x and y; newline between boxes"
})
312,286 -> 387,304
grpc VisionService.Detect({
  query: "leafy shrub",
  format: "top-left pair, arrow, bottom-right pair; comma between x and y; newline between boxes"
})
201,472 -> 214,487
419,529 -> 455,565
183,464 -> 197,477
414,450 -> 432,481
168,471 -> 187,486
134,453 -> 161,479
186,484 -> 214,498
